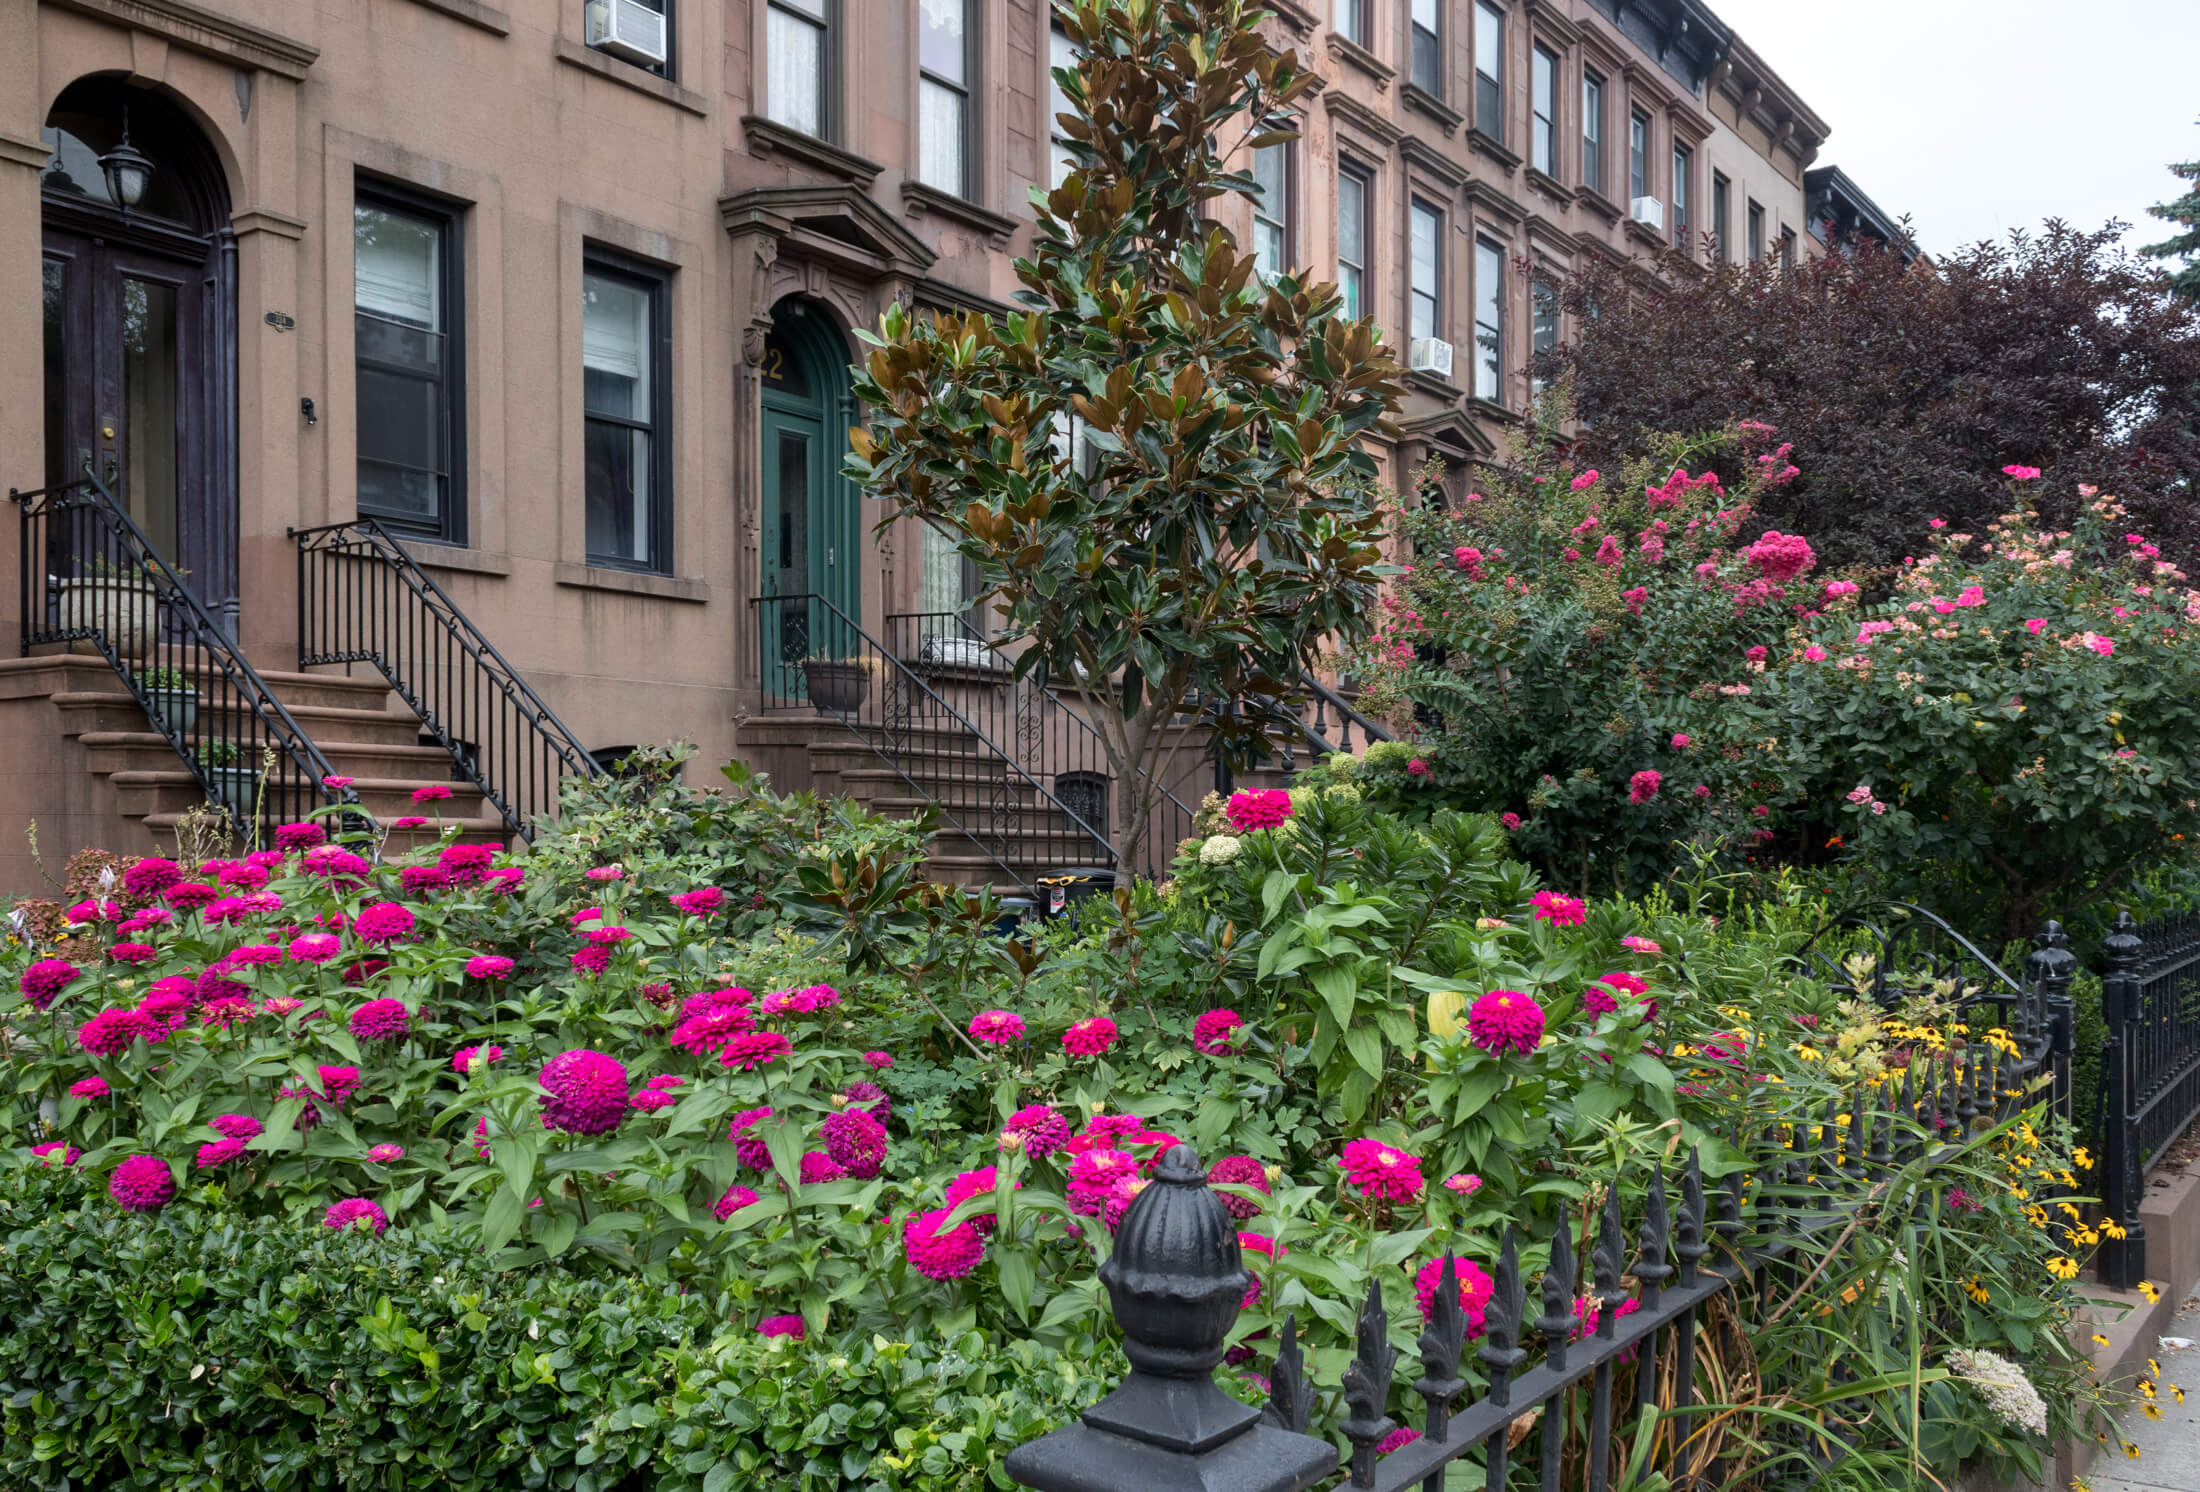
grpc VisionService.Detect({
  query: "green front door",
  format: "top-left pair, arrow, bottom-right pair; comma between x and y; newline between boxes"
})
758,303 -> 859,699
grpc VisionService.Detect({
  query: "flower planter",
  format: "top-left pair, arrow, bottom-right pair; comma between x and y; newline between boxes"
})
803,661 -> 870,716
55,578 -> 160,657
142,687 -> 198,739
202,766 -> 259,820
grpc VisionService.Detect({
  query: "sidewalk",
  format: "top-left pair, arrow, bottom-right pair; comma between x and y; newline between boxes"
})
2086,1296 -> 2200,1492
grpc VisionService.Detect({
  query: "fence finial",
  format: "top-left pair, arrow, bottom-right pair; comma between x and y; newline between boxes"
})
1340,1279 -> 1398,1487
1005,1144 -> 1337,1492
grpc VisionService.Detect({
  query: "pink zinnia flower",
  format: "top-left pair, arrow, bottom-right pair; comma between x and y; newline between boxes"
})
1468,990 -> 1546,1055
538,1049 -> 629,1135
121,857 -> 183,901
1669,733 -> 1691,749
323,1197 -> 389,1235
322,775 -> 355,790
69,1076 -> 110,1099
109,1155 -> 174,1211
77,1007 -> 150,1056
1414,1255 -> 1496,1333
353,902 -> 416,945
1192,1008 -> 1246,1055
1583,985 -> 1620,1018
1004,1104 -> 1072,1159
411,784 -> 453,804
20,958 -> 81,1010
452,1043 -> 504,1075
1222,788 -> 1293,832
1338,1138 -> 1425,1202
1622,936 -> 1662,955
719,1029 -> 793,1071
672,1004 -> 756,1055
2001,464 -> 2041,480
273,822 -> 328,852
465,954 -> 515,980
968,1009 -> 1026,1045
729,1107 -> 776,1169
1443,1173 -> 1483,1195
1378,1427 -> 1423,1456
820,1107 -> 889,1179
799,1150 -> 846,1184
1530,890 -> 1586,926
1628,769 -> 1662,804
1205,1155 -> 1271,1219
714,1183 -> 760,1220
756,1314 -> 805,1340
585,864 -> 624,882
32,1141 -> 79,1168
210,1113 -> 262,1141
108,942 -> 157,966
569,945 -> 611,976
1063,1015 -> 1119,1057
318,1065 -> 363,1106
903,1207 -> 985,1279
348,997 -> 410,1042
863,1050 -> 894,1069
393,816 -> 428,829
945,1166 -> 1017,1236
1598,970 -> 1648,996
670,887 -> 727,917
164,882 -> 217,912
367,1144 -> 405,1163
195,1137 -> 248,1168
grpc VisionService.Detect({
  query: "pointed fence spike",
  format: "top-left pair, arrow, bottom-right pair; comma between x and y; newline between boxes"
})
1676,1147 -> 1709,1286
1593,1188 -> 1628,1337
1536,1211 -> 1578,1376
1414,1256 -> 1469,1442
1635,1159 -> 1674,1308
1263,1313 -> 1317,1435
1478,1228 -> 1530,1405
1339,1278 -> 1398,1487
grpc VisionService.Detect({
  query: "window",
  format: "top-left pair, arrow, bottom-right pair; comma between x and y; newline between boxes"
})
1410,199 -> 1442,346
1473,235 -> 1503,404
1411,0 -> 1441,95
1335,0 -> 1370,48
1582,72 -> 1604,194
1712,172 -> 1730,262
1048,24 -> 1077,189
587,0 -> 674,79
1473,3 -> 1503,138
582,257 -> 670,572
1779,227 -> 1796,270
766,0 -> 829,137
1628,110 -> 1648,202
1531,46 -> 1558,175
355,189 -> 464,542
1531,277 -> 1557,396
1337,164 -> 1369,321
1747,199 -> 1765,262
1252,139 -> 1291,280
918,0 -> 973,196
1670,144 -> 1690,248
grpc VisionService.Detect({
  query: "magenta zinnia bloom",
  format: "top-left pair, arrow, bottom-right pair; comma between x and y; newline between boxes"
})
1598,970 -> 1649,996
799,1150 -> 846,1184
729,1107 -> 775,1169
411,784 -> 452,804
821,1107 -> 889,1179
1222,788 -> 1294,832
842,1081 -> 891,1125
323,1197 -> 389,1235
569,945 -> 611,976
1529,890 -> 1586,926
288,933 -> 342,964
1628,769 -> 1662,804
1467,989 -> 1545,1056
863,1050 -> 893,1069
1443,1173 -> 1484,1195
452,1043 -> 504,1075
20,958 -> 81,1011
1004,1104 -> 1071,1159
756,1313 -> 805,1340
1192,1007 -> 1246,1056
195,1138 -> 247,1168
109,1155 -> 174,1211
1582,985 -> 1620,1018
968,1009 -> 1026,1045
393,816 -> 428,829
945,1166 -> 1017,1237
367,1144 -> 406,1163
352,902 -> 416,945
438,843 -> 495,882
465,954 -> 515,980
539,1049 -> 629,1135
318,1065 -> 362,1106
77,1007 -> 150,1056
1066,1149 -> 1141,1216
1621,935 -> 1662,955
902,1207 -> 985,1279
273,822 -> 327,852
211,1113 -> 262,1141
164,881 -> 217,912
1378,1427 -> 1422,1456
1414,1255 -> 1496,1333
719,1029 -> 792,1071
714,1183 -> 760,1220
69,1076 -> 110,1099
1338,1138 -> 1425,1202
31,1141 -> 79,1168
1063,1015 -> 1119,1057
670,886 -> 727,917
630,1088 -> 674,1113
108,942 -> 157,966
349,997 -> 410,1042
121,856 -> 183,901
1206,1155 -> 1271,1219
399,866 -> 450,894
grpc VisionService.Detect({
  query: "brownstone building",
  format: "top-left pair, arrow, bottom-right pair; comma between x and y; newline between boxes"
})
0,0 -> 1888,891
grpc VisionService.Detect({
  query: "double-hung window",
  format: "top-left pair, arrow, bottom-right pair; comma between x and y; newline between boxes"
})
1411,0 -> 1441,95
1335,0 -> 1371,48
1337,164 -> 1370,321
1048,24 -> 1077,189
1747,199 -> 1765,262
1582,72 -> 1604,194
918,0 -> 973,197
1473,236 -> 1504,405
1473,3 -> 1504,138
1410,200 -> 1442,348
766,0 -> 829,138
1671,144 -> 1691,247
1712,172 -> 1731,261
1252,139 -> 1291,280
1531,278 -> 1557,397
1531,47 -> 1558,175
1779,227 -> 1796,270
355,187 -> 464,542
1628,110 -> 1648,202
582,255 -> 671,572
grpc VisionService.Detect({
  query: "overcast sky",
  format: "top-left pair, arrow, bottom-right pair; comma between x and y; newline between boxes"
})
1714,0 -> 2200,264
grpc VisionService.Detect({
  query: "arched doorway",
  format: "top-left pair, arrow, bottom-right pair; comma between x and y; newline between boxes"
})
758,297 -> 859,681
40,77 -> 237,621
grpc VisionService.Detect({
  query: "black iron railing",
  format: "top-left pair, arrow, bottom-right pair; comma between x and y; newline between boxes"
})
1010,967 -> 2065,1492
882,611 -> 1197,877
1297,668 -> 1394,754
292,520 -> 599,838
2096,909 -> 2200,1288
13,474 -> 362,840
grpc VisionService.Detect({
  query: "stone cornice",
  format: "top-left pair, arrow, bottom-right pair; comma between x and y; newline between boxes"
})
0,132 -> 51,172
1399,134 -> 1469,190
1524,0 -> 1582,48
1322,90 -> 1403,147
48,0 -> 317,79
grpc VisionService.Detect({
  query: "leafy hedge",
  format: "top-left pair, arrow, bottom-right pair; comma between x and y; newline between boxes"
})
0,1169 -> 1114,1491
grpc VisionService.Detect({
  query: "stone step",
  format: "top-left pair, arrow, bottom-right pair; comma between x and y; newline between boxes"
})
77,730 -> 465,782
106,768 -> 486,821
51,687 -> 428,750
140,810 -> 509,852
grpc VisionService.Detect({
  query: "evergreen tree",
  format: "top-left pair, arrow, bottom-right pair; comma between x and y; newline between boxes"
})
2143,124 -> 2200,302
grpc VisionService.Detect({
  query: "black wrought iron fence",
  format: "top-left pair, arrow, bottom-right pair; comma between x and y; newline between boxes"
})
1009,960 -> 2068,1492
12,475 -> 361,842
292,519 -> 600,839
2096,909 -> 2200,1288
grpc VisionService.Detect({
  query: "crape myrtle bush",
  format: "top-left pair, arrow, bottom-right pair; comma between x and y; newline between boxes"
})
0,752 -> 2124,1486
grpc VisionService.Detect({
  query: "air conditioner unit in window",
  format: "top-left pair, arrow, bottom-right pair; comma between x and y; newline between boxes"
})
1629,195 -> 1665,230
1408,337 -> 1454,378
586,0 -> 667,67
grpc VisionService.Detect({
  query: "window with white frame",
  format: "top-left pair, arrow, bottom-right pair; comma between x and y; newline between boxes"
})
918,0 -> 973,196
1531,277 -> 1556,397
1335,0 -> 1371,49
582,256 -> 670,572
1531,46 -> 1558,175
1629,110 -> 1649,202
1410,199 -> 1442,346
1712,172 -> 1730,261
1337,163 -> 1370,321
1473,235 -> 1503,404
1411,0 -> 1442,95
1671,144 -> 1691,247
1252,139 -> 1291,280
355,189 -> 464,542
1582,72 -> 1604,194
1049,24 -> 1077,189
1473,3 -> 1503,138
766,0 -> 829,138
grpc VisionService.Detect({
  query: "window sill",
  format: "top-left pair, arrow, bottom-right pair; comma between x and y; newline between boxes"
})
1464,395 -> 1511,424
1401,83 -> 1462,136
1402,368 -> 1462,402
1623,218 -> 1666,252
1524,167 -> 1574,206
554,563 -> 709,603
552,37 -> 708,117
1575,185 -> 1623,223
901,181 -> 1020,241
1266,0 -> 1319,34
407,543 -> 512,578
1325,33 -> 1394,90
1466,128 -> 1521,175
741,116 -> 884,185
401,0 -> 509,36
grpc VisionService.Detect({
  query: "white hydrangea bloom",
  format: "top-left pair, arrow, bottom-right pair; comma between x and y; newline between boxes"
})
1325,783 -> 1362,803
1946,1349 -> 2047,1437
1199,835 -> 1243,866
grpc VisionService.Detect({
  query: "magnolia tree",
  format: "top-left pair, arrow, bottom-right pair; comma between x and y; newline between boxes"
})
1739,474 -> 2200,938
1347,423 -> 1835,895
847,0 -> 1402,886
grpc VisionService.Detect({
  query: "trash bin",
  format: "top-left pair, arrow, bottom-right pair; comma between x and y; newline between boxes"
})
994,897 -> 1037,937
1037,868 -> 1113,920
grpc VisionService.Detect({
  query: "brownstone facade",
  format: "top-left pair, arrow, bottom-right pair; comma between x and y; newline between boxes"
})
0,0 -> 1865,886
